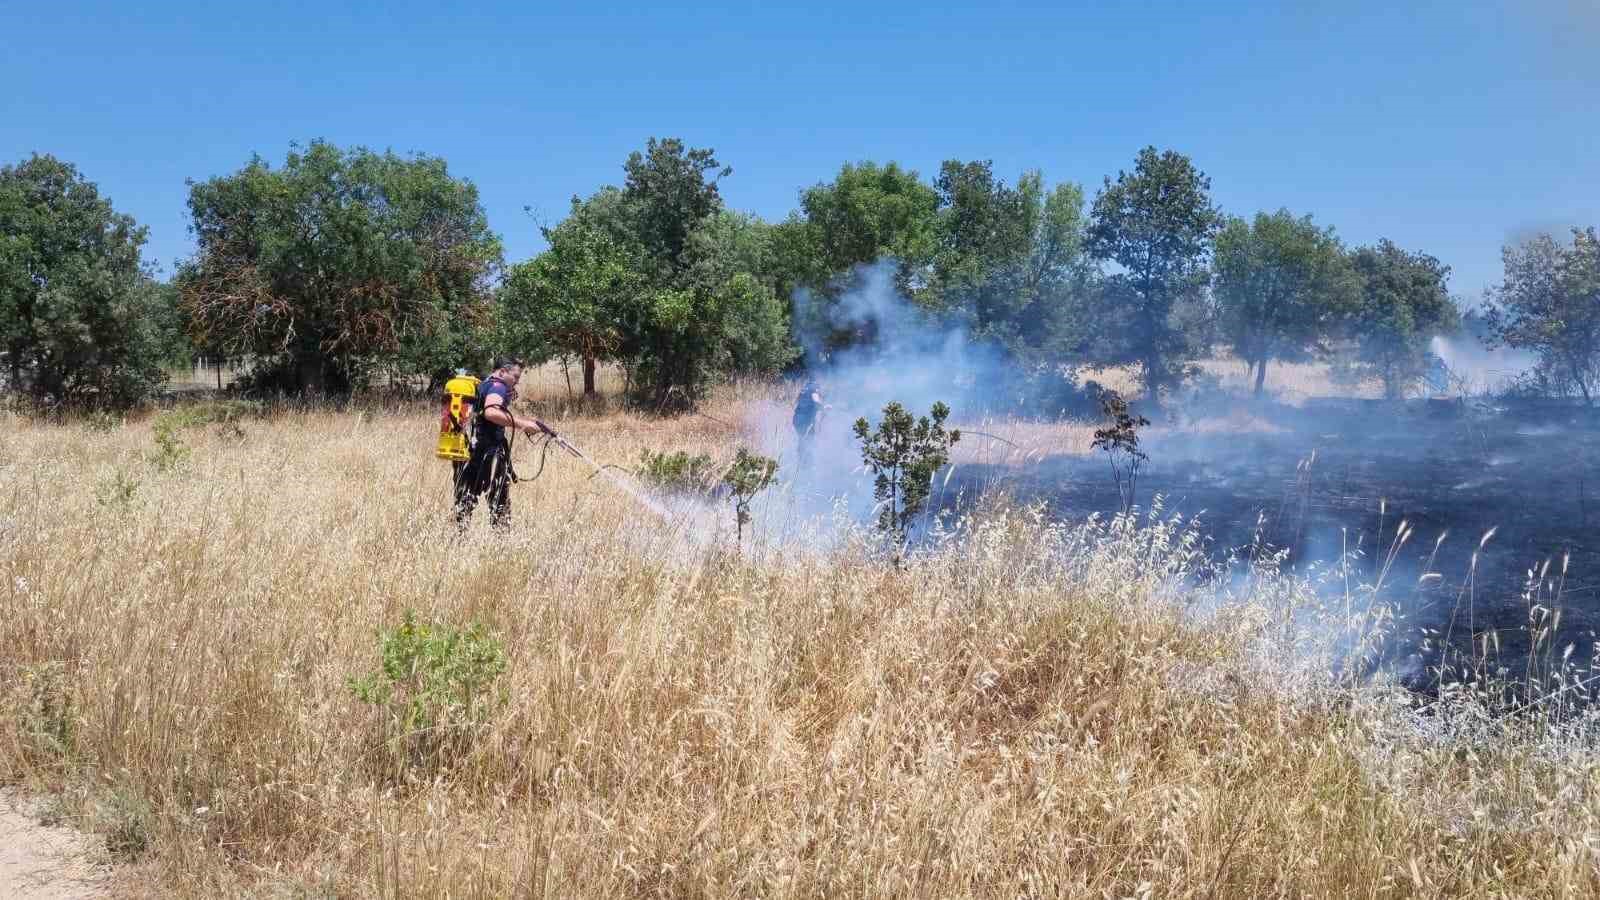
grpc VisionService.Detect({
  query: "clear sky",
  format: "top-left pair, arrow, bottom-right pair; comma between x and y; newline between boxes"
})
5,0 -> 1595,302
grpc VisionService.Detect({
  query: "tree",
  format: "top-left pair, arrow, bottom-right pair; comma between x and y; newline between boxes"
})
499,140 -> 796,408
621,137 -> 729,280
927,160 -> 1033,317
1483,228 -> 1600,406
723,448 -> 779,546
930,164 -> 1094,358
852,400 -> 961,544
0,154 -> 183,407
1347,239 -> 1459,399
802,161 -> 941,289
625,258 -> 795,408
178,141 -> 503,395
778,161 -> 941,358
1090,390 -> 1149,515
681,211 -> 798,376
499,192 -> 645,396
614,139 -> 796,406
1213,210 -> 1360,396
1085,147 -> 1221,396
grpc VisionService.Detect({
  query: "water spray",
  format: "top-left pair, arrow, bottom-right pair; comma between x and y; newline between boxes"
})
523,421 -> 675,522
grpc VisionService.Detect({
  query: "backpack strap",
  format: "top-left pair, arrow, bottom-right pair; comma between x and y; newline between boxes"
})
474,376 -> 513,421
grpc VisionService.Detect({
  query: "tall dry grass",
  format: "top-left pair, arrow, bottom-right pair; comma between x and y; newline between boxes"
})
1083,357 -> 1386,405
1,397 -> 1597,898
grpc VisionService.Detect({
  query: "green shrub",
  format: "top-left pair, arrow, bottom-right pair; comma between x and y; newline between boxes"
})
348,611 -> 507,773
635,449 -> 716,493
153,399 -> 264,432
147,419 -> 190,471
853,401 -> 961,544
16,660 -> 74,766
723,448 -> 778,544
98,788 -> 151,861
147,399 -> 265,469
95,469 -> 141,509
83,408 -> 125,432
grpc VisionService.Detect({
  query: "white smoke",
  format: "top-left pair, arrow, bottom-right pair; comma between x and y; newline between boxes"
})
1429,333 -> 1536,395
739,259 -> 1015,534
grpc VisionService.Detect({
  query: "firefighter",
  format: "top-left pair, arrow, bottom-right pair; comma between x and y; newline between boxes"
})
453,357 -> 558,530
792,378 -> 827,466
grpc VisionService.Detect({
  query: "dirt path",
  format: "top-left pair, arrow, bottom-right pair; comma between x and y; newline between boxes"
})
0,793 -> 109,899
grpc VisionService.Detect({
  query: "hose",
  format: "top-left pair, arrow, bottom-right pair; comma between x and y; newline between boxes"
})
503,428 -> 557,484
959,430 -> 1022,449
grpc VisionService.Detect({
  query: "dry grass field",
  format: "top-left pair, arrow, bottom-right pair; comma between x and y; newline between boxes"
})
1073,357 -> 1386,405
2,382 -> 1598,898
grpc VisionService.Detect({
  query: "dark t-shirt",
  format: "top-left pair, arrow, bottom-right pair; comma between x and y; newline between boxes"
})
794,389 -> 820,430
475,378 -> 513,449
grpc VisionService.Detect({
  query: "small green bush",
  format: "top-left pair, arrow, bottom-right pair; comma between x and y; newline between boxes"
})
83,408 -> 125,432
16,660 -> 74,765
723,449 -> 778,544
147,419 -> 190,471
98,788 -> 151,861
147,399 -> 264,469
853,401 -> 961,544
95,469 -> 141,509
153,399 -> 263,432
635,449 -> 716,493
348,610 -> 507,773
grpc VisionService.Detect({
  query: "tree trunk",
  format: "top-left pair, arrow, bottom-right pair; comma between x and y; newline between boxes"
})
583,355 -> 597,396
1384,363 -> 1402,400
1143,350 -> 1167,400
1569,355 -> 1593,407
1253,359 -> 1268,397
296,355 -> 326,397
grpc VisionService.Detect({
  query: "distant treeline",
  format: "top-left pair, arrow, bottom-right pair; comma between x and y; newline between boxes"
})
3,139 -> 1597,410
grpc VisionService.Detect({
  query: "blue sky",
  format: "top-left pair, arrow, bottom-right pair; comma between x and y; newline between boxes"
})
5,0 -> 1595,301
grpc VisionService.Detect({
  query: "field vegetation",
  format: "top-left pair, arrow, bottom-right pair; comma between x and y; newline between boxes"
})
7,127 -> 1600,898
3,376 -> 1598,898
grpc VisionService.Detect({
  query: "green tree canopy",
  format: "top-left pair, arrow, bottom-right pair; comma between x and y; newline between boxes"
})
500,139 -> 795,408
779,161 -> 940,357
1213,209 -> 1360,396
0,154 -> 184,407
1484,227 -> 1600,405
927,160 -> 1034,313
640,141 -> 799,404
622,137 -> 729,279
1347,239 -> 1459,399
799,161 -> 940,289
679,210 -> 797,377
178,140 -> 503,394
499,190 -> 645,395
1086,147 -> 1221,396
929,163 -> 1092,358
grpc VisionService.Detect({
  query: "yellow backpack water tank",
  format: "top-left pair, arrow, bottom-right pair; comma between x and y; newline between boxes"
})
436,373 -> 480,462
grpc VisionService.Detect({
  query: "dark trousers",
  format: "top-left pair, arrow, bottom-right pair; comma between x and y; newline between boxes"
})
453,443 -> 511,530
794,417 -> 817,467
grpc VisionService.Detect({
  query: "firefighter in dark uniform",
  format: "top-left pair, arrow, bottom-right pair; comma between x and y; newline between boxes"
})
454,357 -> 558,530
792,378 -> 825,466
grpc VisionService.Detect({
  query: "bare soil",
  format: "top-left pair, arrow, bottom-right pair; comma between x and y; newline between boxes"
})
0,793 -> 109,900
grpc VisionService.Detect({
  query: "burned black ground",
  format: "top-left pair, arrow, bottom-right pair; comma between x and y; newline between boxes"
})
946,398 -> 1600,696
